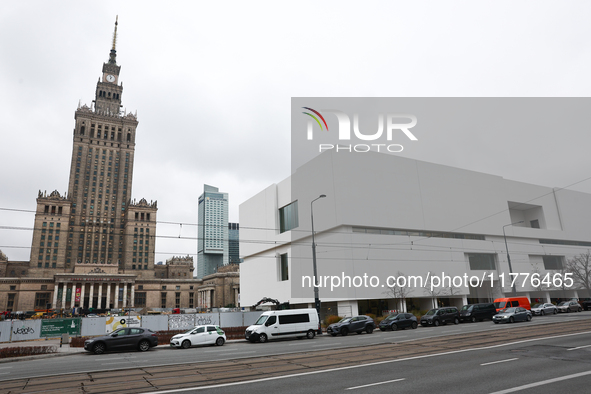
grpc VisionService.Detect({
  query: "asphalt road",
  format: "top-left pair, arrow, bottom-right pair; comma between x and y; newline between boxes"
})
1,312 -> 590,393
189,331 -> 591,394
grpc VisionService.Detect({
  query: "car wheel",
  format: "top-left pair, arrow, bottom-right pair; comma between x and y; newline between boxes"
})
526,315 -> 532,321
216,337 -> 225,346
138,340 -> 150,352
578,308 -> 582,312
366,326 -> 374,334
454,318 -> 459,325
567,308 -> 571,313
181,340 -> 191,349
541,310 -> 545,316
509,317 -> 515,323
471,316 -> 476,323
259,333 -> 268,343
391,323 -> 398,331
341,327 -> 348,336
553,309 -> 557,314
411,322 -> 418,329
306,330 -> 316,339
494,321 -> 499,324
434,320 -> 440,327
331,333 -> 337,337
93,342 -> 106,355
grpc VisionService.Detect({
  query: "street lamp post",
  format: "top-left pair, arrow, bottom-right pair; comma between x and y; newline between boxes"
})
311,194 -> 326,325
503,221 -> 524,296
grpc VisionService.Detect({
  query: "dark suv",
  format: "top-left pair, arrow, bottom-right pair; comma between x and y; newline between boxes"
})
420,307 -> 460,327
378,313 -> 418,331
327,315 -> 375,336
459,303 -> 497,322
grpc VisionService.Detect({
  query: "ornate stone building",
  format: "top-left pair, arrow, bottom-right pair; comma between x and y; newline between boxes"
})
0,19 -> 239,313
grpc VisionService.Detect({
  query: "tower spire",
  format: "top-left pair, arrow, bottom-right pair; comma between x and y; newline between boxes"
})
108,16 -> 118,65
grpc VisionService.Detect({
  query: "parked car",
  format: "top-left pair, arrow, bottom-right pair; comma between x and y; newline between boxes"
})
84,327 -> 158,354
492,307 -> 532,324
420,307 -> 460,327
170,325 -> 226,349
580,298 -> 591,311
459,303 -> 497,322
245,309 -> 319,343
327,315 -> 375,336
557,301 -> 582,313
531,303 -> 557,316
493,297 -> 531,312
378,313 -> 417,331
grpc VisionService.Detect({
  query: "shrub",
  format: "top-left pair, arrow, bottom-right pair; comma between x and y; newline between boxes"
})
325,315 -> 343,326
0,346 -> 57,359
374,316 -> 385,326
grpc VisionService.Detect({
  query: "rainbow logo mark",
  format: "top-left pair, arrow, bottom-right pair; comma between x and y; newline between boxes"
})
302,107 -> 329,131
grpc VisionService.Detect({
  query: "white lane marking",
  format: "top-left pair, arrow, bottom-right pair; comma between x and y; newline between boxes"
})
287,342 -> 310,346
567,344 -> 591,351
346,378 -> 405,390
101,361 -> 134,365
312,343 -> 341,347
203,349 -> 233,353
0,367 -> 12,370
489,370 -> 591,394
138,331 -> 591,394
480,358 -> 519,366
97,357 -> 136,361
0,373 -> 10,376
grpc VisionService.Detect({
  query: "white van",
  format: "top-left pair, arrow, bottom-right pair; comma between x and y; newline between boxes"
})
245,309 -> 320,343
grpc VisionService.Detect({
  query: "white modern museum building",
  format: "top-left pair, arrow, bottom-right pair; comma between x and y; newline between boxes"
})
239,151 -> 591,317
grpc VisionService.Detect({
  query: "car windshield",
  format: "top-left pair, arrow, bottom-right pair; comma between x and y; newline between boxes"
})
532,304 -> 542,308
112,328 -> 126,335
494,302 -> 506,309
338,318 -> 352,323
558,302 -> 569,306
182,327 -> 198,335
501,308 -> 516,313
460,305 -> 472,311
254,316 -> 268,325
384,314 -> 399,321
425,310 -> 436,316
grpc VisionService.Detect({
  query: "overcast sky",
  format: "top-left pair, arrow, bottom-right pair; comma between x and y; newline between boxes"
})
1,1 -> 591,264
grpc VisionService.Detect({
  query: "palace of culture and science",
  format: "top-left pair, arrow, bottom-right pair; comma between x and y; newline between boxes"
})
0,19 -> 239,313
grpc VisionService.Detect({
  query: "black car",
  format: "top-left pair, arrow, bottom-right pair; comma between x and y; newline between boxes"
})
84,327 -> 158,354
327,315 -> 375,336
420,307 -> 460,327
459,303 -> 497,322
378,313 -> 418,331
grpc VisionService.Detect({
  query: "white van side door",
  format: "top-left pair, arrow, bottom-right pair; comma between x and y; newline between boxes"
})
264,315 -> 280,338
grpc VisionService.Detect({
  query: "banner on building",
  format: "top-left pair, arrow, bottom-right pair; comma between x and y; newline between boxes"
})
75,287 -> 81,303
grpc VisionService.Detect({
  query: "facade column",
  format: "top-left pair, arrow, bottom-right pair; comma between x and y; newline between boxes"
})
122,282 -> 128,308
97,283 -> 103,309
207,290 -> 211,309
61,282 -> 68,309
524,292 -> 531,302
114,283 -> 119,309
545,291 -> 551,303
80,283 -> 85,309
53,283 -> 59,309
106,283 -> 111,309
198,291 -> 203,308
89,282 -> 94,309
131,285 -> 135,308
461,295 -> 468,308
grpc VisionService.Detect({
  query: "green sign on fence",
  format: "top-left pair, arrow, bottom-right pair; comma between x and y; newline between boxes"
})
40,318 -> 81,337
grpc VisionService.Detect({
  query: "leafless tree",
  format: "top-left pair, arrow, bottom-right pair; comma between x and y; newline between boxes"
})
565,252 -> 591,297
383,271 -> 413,312
530,263 -> 548,292
422,271 -> 443,309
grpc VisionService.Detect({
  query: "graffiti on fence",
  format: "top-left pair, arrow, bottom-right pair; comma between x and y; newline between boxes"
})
13,327 -> 35,335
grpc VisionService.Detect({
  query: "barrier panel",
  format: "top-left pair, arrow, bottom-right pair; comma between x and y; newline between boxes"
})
40,318 -> 81,337
80,317 -> 107,336
141,315 -> 168,332
10,320 -> 41,341
0,321 -> 12,342
106,316 -> 141,333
